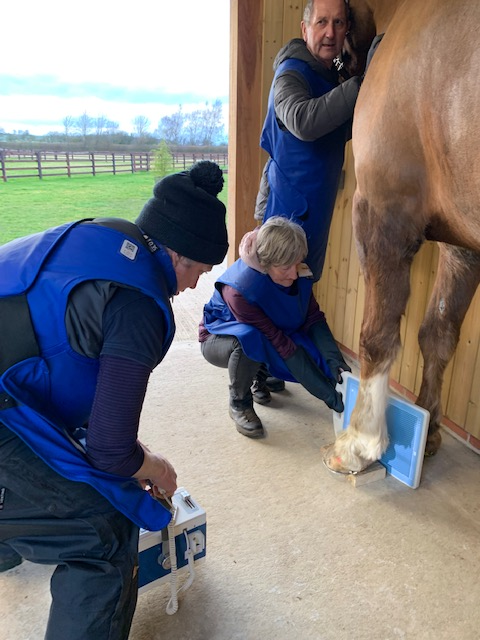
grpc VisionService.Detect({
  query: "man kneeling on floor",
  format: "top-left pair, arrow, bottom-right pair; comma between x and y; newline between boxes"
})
199,216 -> 350,438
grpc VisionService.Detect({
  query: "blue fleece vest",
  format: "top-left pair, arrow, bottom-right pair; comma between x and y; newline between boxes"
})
203,260 -> 328,381
0,220 -> 176,531
260,58 -> 348,281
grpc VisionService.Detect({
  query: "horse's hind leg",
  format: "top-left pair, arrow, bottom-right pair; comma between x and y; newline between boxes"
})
417,244 -> 480,456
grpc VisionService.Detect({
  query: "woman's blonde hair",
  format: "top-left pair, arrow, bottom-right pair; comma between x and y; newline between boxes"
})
256,216 -> 308,271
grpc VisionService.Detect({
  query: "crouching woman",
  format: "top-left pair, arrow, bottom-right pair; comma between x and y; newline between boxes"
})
199,216 -> 350,438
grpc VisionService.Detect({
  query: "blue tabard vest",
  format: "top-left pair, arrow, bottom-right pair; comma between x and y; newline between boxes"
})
0,220 -> 176,531
260,58 -> 348,281
203,260 -> 329,381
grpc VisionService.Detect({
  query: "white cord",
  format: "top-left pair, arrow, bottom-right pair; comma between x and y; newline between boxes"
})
158,489 -> 199,615
165,526 -> 199,614
179,530 -> 196,591
165,511 -> 179,615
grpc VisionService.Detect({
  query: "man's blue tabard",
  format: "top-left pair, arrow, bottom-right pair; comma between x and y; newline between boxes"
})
0,220 -> 176,531
260,58 -> 348,281
203,260 -> 329,380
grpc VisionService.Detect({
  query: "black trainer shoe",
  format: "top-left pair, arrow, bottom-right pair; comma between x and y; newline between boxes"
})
229,406 -> 265,438
251,378 -> 272,405
266,376 -> 285,393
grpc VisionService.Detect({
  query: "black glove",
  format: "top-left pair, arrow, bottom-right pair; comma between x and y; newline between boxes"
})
307,320 -> 351,384
284,346 -> 344,413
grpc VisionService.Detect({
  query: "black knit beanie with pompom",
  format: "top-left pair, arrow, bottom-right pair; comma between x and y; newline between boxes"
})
136,160 -> 228,265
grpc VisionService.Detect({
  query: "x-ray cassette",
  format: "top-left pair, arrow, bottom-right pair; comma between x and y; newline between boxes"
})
138,487 -> 206,594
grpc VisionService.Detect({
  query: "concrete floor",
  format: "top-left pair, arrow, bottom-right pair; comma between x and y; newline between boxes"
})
1,263 -> 479,640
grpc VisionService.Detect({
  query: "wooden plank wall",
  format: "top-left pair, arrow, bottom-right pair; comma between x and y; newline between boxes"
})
229,0 -> 480,450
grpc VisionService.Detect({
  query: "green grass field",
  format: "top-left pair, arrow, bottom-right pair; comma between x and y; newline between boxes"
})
0,172 -> 229,245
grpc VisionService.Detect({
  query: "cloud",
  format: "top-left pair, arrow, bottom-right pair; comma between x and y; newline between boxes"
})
1,0 -> 230,135
0,75 -> 226,105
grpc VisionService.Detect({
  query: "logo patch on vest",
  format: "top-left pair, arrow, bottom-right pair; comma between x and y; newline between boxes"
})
120,239 -> 139,260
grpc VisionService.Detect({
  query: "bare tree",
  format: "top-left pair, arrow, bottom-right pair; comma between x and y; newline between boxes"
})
94,115 -> 109,136
132,115 -> 151,137
75,111 -> 93,139
155,105 -> 186,144
203,99 -> 225,145
157,101 -> 226,145
63,116 -> 75,138
185,109 -> 204,145
105,119 -> 120,134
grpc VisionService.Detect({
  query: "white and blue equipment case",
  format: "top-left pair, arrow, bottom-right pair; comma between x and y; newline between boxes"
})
333,372 -> 429,488
138,487 -> 206,594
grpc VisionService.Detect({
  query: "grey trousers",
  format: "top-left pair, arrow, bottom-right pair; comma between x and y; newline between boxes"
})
0,423 -> 139,640
200,334 -> 262,408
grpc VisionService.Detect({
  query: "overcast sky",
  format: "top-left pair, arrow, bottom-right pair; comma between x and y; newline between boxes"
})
1,0 -> 230,135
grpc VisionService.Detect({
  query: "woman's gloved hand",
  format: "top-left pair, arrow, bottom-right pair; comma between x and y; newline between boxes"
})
307,320 -> 351,383
284,346 -> 344,412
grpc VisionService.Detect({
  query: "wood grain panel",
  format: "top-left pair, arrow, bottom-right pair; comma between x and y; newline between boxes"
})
445,289 -> 480,427
282,0 -> 303,42
228,0 -> 264,261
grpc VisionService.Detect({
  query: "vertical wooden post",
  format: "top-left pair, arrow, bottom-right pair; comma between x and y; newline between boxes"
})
35,151 -> 43,180
228,0 -> 264,263
0,151 -> 7,182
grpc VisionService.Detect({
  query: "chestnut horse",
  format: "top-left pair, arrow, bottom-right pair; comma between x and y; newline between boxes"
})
324,0 -> 480,474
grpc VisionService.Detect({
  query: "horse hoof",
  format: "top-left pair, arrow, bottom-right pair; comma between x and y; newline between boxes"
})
322,444 -> 357,475
321,443 -> 374,475
425,430 -> 442,457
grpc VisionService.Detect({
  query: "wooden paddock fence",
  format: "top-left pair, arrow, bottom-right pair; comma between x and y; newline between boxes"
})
0,150 -> 228,181
170,152 -> 228,172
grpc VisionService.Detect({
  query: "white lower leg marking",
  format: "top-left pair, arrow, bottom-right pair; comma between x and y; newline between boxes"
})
334,372 -> 389,470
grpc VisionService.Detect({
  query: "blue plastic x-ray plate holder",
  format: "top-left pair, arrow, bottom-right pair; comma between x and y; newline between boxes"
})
333,372 -> 429,488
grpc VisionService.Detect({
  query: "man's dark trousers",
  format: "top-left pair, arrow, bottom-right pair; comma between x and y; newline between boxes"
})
0,423 -> 139,640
